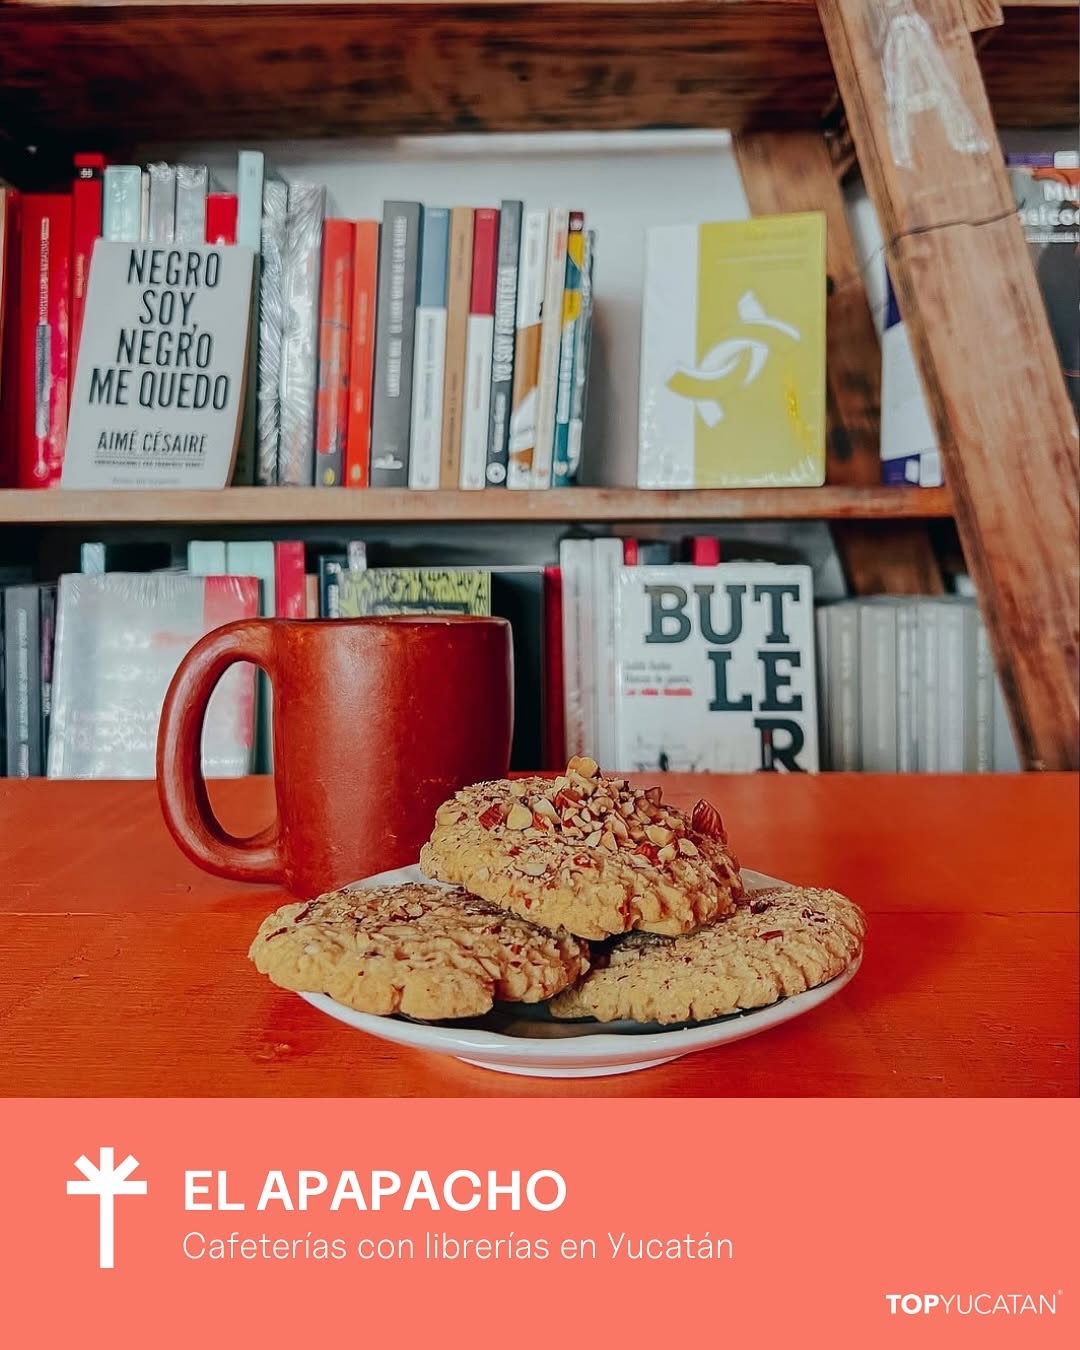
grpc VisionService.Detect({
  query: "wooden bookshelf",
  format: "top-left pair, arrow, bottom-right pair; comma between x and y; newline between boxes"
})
0,1 -> 1074,180
0,485 -> 951,526
0,0 -> 1076,767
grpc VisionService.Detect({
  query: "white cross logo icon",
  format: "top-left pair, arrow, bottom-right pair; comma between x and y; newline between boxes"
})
66,1147 -> 148,1269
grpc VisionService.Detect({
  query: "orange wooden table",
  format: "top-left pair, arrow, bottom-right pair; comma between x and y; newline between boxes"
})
1,775 -> 1076,1098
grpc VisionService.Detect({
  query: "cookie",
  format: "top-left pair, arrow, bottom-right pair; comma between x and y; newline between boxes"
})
249,883 -> 590,1021
548,886 -> 865,1024
420,756 -> 744,941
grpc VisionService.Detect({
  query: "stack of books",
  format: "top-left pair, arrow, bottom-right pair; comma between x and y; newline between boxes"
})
0,154 -> 597,492
1,537 -> 1021,780
816,597 -> 1019,772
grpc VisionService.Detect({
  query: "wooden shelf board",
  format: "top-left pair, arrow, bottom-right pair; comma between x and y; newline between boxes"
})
0,2 -> 1073,176
0,485 -> 953,525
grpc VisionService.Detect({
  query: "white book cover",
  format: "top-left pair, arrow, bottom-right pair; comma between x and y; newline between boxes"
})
459,312 -> 494,489
531,206 -> 569,488
614,564 -> 818,773
559,538 -> 596,760
507,209 -> 548,490
63,240 -> 254,489
591,538 -> 624,770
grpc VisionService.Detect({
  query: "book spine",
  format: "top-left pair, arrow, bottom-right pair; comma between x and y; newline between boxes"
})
542,565 -> 566,771
146,162 -> 176,243
531,206 -> 569,488
225,542 -> 274,773
18,195 -> 71,489
70,154 -> 105,374
80,541 -> 106,574
345,221 -> 379,487
304,574 -> 319,619
319,555 -> 345,618
973,614 -> 994,772
274,541 -> 307,618
896,603 -> 917,772
622,538 -> 639,565
278,182 -> 325,486
0,189 -> 20,489
939,604 -> 965,771
234,149 -> 265,487
566,227 -> 595,483
255,179 -> 288,486
860,604 -> 897,772
484,200 -> 522,486
39,583 -> 56,760
186,540 -> 227,576
559,538 -> 595,759
438,207 -> 474,488
460,207 -> 499,490
370,201 -> 422,487
174,165 -> 208,245
205,193 -> 238,245
552,211 -> 585,487
691,537 -> 721,565
918,605 -> 940,772
314,218 -> 355,487
140,170 -> 150,240
830,606 -> 861,771
591,538 -> 623,769
102,166 -> 142,242
991,675 -> 1021,772
814,605 -> 830,770
408,207 -> 450,490
3,586 -> 42,777
507,209 -> 547,489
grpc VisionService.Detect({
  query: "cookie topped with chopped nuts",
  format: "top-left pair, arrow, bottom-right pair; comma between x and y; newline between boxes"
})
419,757 -> 744,941
549,885 -> 866,1024
249,883 -> 590,1021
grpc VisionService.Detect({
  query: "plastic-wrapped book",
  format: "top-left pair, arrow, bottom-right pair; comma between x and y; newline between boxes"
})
46,573 -> 258,779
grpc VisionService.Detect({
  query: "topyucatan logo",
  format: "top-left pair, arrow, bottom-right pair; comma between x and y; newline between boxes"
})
66,1148 -> 148,1269
885,1292 -> 1061,1317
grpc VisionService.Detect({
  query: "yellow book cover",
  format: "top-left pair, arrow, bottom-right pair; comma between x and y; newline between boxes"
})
337,568 -> 491,618
639,212 -> 826,488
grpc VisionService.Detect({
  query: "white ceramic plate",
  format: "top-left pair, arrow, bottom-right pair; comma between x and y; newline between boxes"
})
296,864 -> 862,1078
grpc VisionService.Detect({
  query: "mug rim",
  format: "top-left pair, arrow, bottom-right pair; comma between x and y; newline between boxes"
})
270,614 -> 510,628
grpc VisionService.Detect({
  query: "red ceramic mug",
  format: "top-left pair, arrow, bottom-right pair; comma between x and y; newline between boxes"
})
156,615 -> 512,896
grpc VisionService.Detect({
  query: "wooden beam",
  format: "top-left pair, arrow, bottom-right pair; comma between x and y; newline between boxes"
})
818,0 -> 1079,769
734,129 -> 945,595
960,0 -> 1005,31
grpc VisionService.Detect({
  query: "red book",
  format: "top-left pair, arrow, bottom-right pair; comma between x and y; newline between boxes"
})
344,220 -> 378,487
205,193 -> 238,245
274,541 -> 307,618
470,207 -> 499,316
0,188 -> 19,487
622,538 -> 640,565
70,152 -> 105,376
542,565 -> 566,770
691,536 -> 721,565
18,194 -> 72,488
314,219 -> 355,487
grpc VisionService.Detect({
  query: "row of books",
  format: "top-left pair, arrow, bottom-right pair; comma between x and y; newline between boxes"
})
1,549 -> 1020,780
0,153 -> 597,493
816,598 -> 1019,773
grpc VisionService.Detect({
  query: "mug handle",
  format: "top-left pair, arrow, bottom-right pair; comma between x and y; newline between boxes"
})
156,618 -> 284,883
